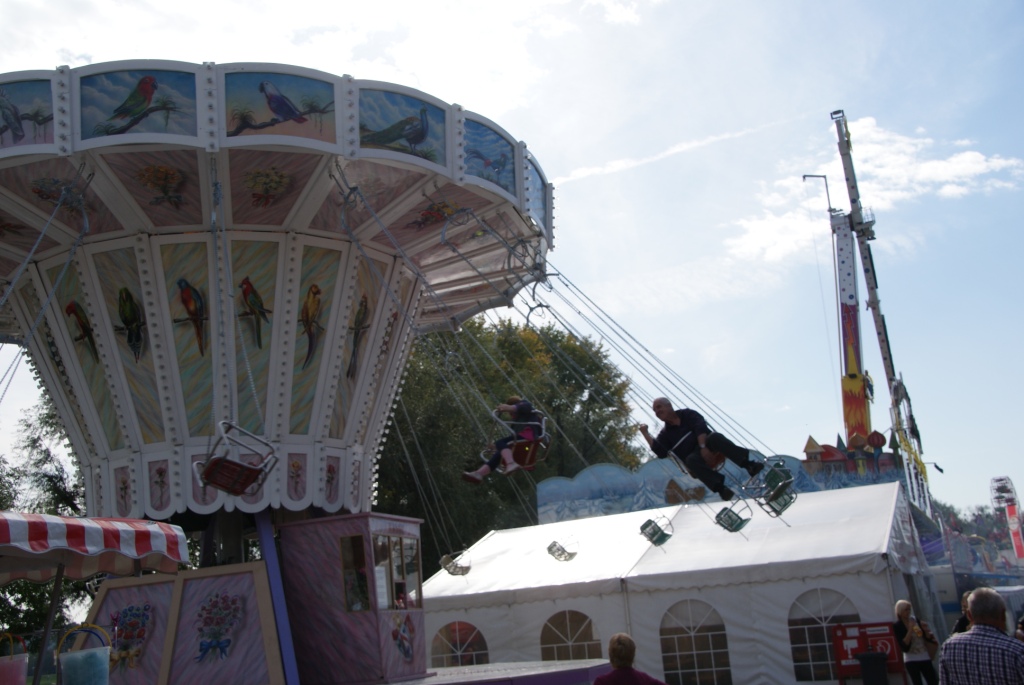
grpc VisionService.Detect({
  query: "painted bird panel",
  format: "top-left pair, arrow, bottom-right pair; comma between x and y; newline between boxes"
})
299,284 -> 322,370
117,287 -> 146,362
109,75 -> 159,120
176,277 -> 206,356
239,276 -> 272,349
259,80 -> 307,124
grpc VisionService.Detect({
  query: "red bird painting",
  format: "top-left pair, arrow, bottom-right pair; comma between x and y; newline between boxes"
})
239,276 -> 272,349
176,278 -> 206,356
65,300 -> 99,362
109,76 -> 158,121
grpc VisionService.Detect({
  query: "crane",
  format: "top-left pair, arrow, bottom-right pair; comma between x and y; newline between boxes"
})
828,109 -> 931,516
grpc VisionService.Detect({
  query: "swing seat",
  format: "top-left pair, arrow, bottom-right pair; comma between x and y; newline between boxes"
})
640,518 -> 672,546
676,449 -> 725,480
758,488 -> 797,517
715,499 -> 752,533
193,421 -> 278,496
199,458 -> 265,495
440,552 -> 471,576
483,411 -> 549,472
702,450 -> 726,470
510,434 -> 550,470
753,462 -> 796,517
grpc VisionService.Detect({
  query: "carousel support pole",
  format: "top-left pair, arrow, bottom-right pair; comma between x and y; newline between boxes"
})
33,562 -> 64,685
256,509 -> 300,685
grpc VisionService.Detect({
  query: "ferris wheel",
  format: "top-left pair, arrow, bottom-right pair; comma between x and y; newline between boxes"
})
991,476 -> 1024,559
991,476 -> 1018,509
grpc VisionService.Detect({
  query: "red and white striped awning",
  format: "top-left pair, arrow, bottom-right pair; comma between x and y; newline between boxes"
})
0,512 -> 188,585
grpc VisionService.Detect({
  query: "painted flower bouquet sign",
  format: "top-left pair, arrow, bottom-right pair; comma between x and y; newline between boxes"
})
194,593 -> 244,662
110,603 -> 152,669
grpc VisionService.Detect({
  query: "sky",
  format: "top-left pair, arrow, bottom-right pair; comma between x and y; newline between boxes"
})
0,0 -> 1020,514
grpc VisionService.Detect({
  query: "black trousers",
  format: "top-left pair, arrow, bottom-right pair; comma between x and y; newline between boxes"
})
680,433 -> 752,492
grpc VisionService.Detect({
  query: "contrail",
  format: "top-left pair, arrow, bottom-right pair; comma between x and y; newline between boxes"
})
552,119 -> 792,185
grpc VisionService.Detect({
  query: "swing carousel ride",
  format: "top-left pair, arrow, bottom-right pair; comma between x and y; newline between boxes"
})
0,60 -> 553,685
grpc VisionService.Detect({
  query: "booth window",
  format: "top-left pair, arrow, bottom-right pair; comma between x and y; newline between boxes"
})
339,535 -> 369,611
431,621 -> 489,667
660,599 -> 732,685
788,588 -> 860,681
540,609 -> 601,661
373,534 -> 421,609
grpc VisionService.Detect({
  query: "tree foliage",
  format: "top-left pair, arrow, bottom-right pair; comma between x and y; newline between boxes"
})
933,498 -> 1014,549
0,395 -> 87,645
374,318 -> 642,576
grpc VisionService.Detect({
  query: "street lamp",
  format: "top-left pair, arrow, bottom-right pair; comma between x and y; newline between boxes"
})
924,462 -> 944,474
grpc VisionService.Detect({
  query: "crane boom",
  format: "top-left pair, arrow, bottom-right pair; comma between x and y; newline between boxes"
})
830,109 -> 931,515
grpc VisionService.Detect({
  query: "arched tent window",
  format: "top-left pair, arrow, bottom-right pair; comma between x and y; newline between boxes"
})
660,598 -> 732,685
788,588 -> 860,681
540,609 -> 601,661
431,621 -> 489,667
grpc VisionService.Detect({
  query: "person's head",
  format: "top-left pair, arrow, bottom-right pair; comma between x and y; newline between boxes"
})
607,633 -> 636,669
895,600 -> 913,620
506,395 -> 522,405
967,587 -> 1006,630
652,397 -> 675,422
960,590 -> 972,613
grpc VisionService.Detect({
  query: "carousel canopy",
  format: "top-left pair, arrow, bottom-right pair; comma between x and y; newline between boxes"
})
0,60 -> 554,520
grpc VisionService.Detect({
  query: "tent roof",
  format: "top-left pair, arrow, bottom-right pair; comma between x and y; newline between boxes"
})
424,483 -> 914,611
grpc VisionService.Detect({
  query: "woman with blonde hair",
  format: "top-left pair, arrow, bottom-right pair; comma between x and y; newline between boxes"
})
893,599 -> 938,685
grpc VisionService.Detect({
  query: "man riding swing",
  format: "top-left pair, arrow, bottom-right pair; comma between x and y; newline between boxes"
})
638,397 -> 763,501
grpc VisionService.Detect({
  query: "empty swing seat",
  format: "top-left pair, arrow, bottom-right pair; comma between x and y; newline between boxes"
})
640,518 -> 672,546
754,462 -> 796,517
194,421 -> 278,496
200,458 -> 265,495
715,500 -> 752,533
759,488 -> 797,517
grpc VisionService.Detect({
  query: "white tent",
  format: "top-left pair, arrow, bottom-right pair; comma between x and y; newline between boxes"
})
424,482 -> 936,684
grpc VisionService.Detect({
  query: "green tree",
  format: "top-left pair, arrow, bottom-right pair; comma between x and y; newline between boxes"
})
374,319 -> 642,575
932,498 -> 1013,549
0,396 -> 87,646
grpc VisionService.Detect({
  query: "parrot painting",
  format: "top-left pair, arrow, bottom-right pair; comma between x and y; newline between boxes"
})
0,88 -> 25,144
360,107 -> 428,151
346,294 -> 370,379
176,278 -> 206,356
65,301 -> 99,362
118,287 -> 146,362
109,76 -> 158,121
239,276 -> 272,349
465,149 -> 508,179
299,284 -> 322,370
258,80 -> 307,124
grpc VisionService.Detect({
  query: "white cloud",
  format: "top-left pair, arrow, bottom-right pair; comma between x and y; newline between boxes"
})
725,117 -> 1023,265
582,0 -> 642,24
